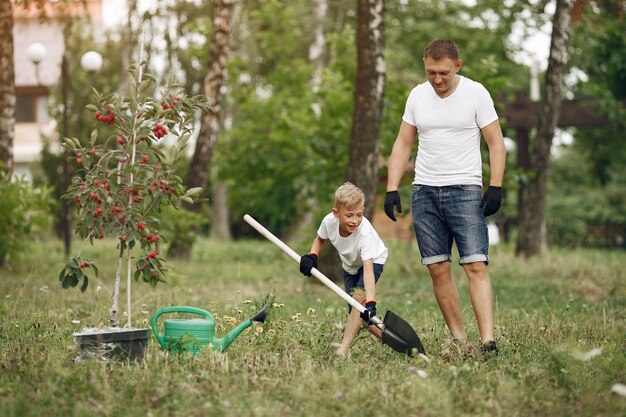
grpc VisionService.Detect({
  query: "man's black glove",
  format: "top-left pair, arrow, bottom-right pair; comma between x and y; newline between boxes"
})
299,253 -> 318,277
480,186 -> 503,217
384,191 -> 402,222
359,301 -> 377,324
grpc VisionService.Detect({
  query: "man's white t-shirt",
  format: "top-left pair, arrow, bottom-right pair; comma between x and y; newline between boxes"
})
317,213 -> 388,275
402,76 -> 499,186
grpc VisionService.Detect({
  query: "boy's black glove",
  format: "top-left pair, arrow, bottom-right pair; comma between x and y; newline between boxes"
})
480,186 -> 503,217
299,253 -> 318,277
384,191 -> 402,222
359,301 -> 377,324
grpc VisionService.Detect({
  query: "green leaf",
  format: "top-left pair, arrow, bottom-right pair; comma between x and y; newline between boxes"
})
90,262 -> 99,278
185,187 -> 203,197
80,276 -> 89,293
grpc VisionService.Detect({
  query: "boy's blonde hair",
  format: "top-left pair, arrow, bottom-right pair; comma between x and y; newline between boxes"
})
334,182 -> 365,209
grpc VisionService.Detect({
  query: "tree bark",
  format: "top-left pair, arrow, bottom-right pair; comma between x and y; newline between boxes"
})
287,0 -> 328,243
186,0 -> 239,195
0,1 -> 15,173
118,0 -> 138,95
345,0 -> 385,220
516,0 -> 575,258
210,179 -> 232,239
168,0 -> 239,257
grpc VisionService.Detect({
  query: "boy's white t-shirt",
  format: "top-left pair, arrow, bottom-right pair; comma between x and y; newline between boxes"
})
402,76 -> 499,186
317,213 -> 388,275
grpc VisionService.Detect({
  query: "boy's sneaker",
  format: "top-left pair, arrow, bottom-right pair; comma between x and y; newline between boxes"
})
481,340 -> 499,356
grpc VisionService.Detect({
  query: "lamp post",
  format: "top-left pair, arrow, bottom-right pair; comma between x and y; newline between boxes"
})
28,43 -> 103,256
26,42 -> 46,85
58,50 -> 105,256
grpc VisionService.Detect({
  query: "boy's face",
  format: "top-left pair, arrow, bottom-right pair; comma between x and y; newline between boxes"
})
332,203 -> 364,237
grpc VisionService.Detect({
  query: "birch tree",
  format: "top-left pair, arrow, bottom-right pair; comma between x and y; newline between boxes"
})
0,1 -> 15,172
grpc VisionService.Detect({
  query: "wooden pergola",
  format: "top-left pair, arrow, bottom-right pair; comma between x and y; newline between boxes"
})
498,91 -> 626,247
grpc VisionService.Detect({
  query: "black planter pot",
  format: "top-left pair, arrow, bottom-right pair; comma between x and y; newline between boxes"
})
73,328 -> 151,362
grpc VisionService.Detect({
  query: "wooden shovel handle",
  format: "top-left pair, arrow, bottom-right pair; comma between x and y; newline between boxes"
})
244,214 -> 383,327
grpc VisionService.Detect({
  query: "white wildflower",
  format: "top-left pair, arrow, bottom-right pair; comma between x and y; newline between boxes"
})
573,347 -> 602,361
611,383 -> 626,397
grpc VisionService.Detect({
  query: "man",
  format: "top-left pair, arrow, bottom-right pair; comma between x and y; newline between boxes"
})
384,39 -> 506,356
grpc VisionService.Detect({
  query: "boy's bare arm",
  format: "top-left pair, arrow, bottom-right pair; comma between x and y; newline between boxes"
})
362,258 -> 376,303
310,236 -> 325,255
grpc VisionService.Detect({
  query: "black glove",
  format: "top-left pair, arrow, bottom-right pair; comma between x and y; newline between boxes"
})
384,191 -> 402,222
359,301 -> 377,324
299,253 -> 318,277
480,186 -> 503,217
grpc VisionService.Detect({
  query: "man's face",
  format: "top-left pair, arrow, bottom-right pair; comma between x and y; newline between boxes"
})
424,56 -> 462,96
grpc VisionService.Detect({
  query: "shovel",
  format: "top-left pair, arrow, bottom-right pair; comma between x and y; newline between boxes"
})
243,214 -> 426,357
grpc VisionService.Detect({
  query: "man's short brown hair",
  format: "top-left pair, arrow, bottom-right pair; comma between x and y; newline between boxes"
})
423,39 -> 460,61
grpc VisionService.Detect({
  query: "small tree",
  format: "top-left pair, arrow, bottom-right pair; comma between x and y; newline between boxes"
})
58,61 -> 208,328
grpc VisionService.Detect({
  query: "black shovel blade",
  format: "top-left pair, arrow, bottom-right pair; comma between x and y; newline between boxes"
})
381,310 -> 426,357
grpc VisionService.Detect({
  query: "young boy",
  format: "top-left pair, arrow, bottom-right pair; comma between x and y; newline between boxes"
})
299,182 -> 388,357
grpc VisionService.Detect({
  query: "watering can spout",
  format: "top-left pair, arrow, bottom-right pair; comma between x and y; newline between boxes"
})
217,304 -> 268,352
250,305 -> 268,323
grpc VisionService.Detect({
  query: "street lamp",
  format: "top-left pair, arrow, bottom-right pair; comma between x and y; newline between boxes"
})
57,50 -> 104,256
80,51 -> 103,74
60,50 -> 104,255
26,42 -> 47,85
27,41 -> 104,256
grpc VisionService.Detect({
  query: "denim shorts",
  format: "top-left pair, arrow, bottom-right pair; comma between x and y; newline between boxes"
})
343,263 -> 384,312
411,184 -> 489,265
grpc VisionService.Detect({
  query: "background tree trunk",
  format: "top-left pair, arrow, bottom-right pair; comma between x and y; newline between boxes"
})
320,0 -> 385,281
287,0 -> 328,243
186,0 -> 239,195
169,0 -> 239,256
345,0 -> 385,220
0,2 -> 15,172
210,179 -> 231,239
516,0 -> 575,258
119,0 -> 138,94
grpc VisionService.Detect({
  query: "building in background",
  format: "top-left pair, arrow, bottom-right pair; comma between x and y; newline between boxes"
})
12,0 -> 102,179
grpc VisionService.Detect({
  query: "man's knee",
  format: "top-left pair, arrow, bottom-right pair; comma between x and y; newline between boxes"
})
427,261 -> 451,278
463,261 -> 487,275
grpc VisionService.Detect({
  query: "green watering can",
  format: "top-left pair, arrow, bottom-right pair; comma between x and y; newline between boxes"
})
151,305 -> 267,354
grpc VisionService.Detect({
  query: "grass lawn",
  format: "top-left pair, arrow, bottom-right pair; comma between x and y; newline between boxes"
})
0,237 -> 625,416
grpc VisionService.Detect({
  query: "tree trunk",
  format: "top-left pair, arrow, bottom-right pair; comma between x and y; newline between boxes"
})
287,0 -> 328,243
210,179 -> 232,239
168,0 -> 239,257
0,2 -> 15,173
119,0 -> 138,94
516,0 -> 575,258
345,0 -> 385,220
320,0 -> 385,282
186,0 -> 239,195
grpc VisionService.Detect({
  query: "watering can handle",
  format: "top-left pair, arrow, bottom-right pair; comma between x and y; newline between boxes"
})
151,306 -> 213,348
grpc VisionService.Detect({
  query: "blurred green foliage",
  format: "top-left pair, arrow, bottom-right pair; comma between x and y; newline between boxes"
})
38,0 -> 625,248
0,168 -> 54,266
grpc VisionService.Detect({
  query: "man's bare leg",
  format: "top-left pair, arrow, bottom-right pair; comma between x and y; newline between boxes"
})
462,261 -> 494,343
427,261 -> 466,341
